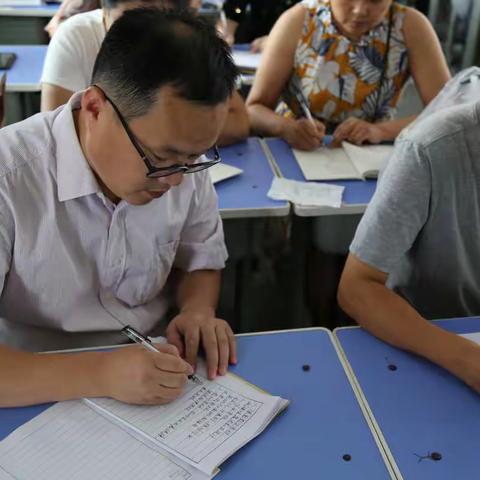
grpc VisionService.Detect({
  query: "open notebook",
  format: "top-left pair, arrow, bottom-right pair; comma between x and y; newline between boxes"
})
293,142 -> 394,181
209,162 -> 243,184
0,361 -> 288,479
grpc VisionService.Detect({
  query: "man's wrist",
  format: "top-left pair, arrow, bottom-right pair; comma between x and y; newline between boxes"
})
179,304 -> 216,318
42,351 -> 111,400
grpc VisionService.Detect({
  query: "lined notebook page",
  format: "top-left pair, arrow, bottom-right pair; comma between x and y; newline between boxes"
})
0,401 -> 209,480
342,142 -> 393,178
88,363 -> 285,475
293,147 -> 360,180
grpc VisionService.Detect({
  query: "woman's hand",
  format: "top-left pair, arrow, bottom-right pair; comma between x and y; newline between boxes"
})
333,118 -> 385,146
281,118 -> 326,151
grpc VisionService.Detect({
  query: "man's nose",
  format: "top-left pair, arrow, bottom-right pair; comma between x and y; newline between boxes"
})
161,171 -> 184,187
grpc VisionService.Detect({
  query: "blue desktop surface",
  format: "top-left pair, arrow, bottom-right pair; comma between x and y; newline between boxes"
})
336,317 -> 480,480
1,44 -> 46,91
0,329 -> 392,479
0,3 -> 58,16
217,138 -> 289,218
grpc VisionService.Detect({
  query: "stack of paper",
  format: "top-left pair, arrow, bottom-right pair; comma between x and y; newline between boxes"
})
0,361 -> 288,479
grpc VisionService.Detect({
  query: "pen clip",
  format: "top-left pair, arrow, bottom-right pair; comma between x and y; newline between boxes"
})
122,325 -> 152,344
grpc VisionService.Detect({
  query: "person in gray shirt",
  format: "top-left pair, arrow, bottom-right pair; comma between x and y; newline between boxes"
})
338,100 -> 480,394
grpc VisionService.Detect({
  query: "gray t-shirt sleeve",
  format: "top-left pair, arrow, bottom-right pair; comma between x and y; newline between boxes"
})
350,138 -> 431,273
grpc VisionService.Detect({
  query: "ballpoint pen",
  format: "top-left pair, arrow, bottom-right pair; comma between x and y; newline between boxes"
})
292,87 -> 333,147
121,325 -> 200,382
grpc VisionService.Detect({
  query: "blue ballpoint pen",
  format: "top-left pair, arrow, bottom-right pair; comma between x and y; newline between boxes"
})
293,89 -> 332,147
121,325 -> 199,382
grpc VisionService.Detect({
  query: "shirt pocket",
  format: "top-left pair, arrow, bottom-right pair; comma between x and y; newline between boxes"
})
114,239 -> 178,307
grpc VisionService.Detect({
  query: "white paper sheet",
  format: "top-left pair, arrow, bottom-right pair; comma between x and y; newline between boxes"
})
267,177 -> 344,208
87,362 -> 286,475
232,50 -> 262,71
0,401 -> 209,480
209,163 -> 243,184
461,332 -> 480,344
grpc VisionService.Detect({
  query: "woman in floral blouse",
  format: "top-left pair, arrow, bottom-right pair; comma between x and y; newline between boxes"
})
246,0 -> 451,150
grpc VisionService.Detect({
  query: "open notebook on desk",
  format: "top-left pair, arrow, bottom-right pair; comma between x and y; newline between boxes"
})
293,141 -> 394,181
0,360 -> 288,479
209,162 -> 242,184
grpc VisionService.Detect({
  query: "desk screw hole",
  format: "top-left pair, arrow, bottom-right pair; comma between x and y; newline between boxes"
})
342,454 -> 351,462
388,364 -> 397,371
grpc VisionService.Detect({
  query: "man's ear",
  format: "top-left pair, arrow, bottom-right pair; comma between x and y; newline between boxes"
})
81,86 -> 106,123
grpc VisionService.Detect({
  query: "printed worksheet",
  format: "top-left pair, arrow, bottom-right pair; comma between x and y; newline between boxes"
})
88,363 -> 287,475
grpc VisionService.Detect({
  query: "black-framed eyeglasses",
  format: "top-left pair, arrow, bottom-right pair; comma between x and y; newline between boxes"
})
93,85 -> 221,179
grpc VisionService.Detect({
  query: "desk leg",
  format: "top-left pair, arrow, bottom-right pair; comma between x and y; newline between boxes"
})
234,218 -> 255,332
286,214 -> 312,329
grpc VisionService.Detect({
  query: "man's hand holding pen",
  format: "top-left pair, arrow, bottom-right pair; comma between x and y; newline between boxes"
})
98,343 -> 193,405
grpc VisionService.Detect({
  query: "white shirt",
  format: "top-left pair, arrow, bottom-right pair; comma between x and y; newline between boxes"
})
0,93 -> 228,351
41,9 -> 105,93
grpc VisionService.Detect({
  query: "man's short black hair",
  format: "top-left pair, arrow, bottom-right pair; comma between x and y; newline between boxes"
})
91,8 -> 238,119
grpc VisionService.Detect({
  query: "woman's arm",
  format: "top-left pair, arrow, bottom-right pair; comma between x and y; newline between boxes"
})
246,4 -> 303,137
403,6 -> 451,106
217,91 -> 250,146
246,4 -> 324,149
41,83 -> 74,112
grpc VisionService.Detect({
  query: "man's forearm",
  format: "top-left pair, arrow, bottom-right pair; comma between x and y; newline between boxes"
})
176,269 -> 221,315
0,345 -> 108,407
338,278 -> 477,380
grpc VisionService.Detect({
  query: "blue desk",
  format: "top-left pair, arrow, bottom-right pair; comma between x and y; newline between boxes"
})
217,138 -> 289,219
1,44 -> 46,92
335,317 -> 480,480
0,3 -> 58,17
0,329 -> 393,479
266,137 -> 377,216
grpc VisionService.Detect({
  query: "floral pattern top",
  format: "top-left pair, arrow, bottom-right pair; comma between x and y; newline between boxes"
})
283,0 -> 410,127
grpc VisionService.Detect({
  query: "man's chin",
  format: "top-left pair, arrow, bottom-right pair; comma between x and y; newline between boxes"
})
124,190 -> 166,206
